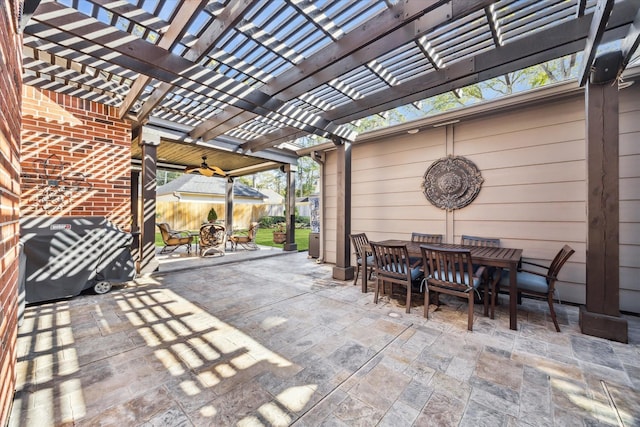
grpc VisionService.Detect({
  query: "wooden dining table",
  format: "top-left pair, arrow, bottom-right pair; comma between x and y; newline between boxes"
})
362,240 -> 523,331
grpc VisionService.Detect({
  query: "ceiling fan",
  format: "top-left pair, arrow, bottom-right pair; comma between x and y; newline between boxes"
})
184,156 -> 225,177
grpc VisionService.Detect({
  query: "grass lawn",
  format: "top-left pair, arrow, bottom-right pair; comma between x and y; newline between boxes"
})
155,227 -> 311,252
255,227 -> 310,251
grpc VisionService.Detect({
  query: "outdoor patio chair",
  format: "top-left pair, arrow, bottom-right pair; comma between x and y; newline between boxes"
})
229,222 -> 260,251
461,235 -> 501,311
409,232 -> 443,267
349,233 -> 374,287
498,245 -> 575,332
370,242 -> 423,314
199,223 -> 227,257
411,232 -> 443,244
156,222 -> 193,254
420,245 -> 488,331
461,235 -> 501,247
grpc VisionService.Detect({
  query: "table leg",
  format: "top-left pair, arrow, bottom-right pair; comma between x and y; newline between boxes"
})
509,265 -> 517,330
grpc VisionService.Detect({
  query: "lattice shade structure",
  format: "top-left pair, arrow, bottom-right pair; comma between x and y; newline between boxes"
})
20,0 -> 640,172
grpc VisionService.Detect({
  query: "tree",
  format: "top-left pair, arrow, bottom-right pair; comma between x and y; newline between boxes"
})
156,170 -> 182,186
418,55 -> 579,116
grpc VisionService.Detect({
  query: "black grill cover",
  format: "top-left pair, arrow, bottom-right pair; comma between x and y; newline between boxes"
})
20,216 -> 135,303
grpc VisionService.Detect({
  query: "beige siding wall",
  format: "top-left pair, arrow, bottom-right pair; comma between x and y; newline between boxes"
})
323,151 -> 338,264
619,85 -> 640,313
321,85 -> 640,313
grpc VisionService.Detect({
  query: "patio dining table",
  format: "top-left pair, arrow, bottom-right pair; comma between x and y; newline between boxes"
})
363,240 -> 523,331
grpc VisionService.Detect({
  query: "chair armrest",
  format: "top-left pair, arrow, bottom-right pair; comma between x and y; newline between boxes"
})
518,268 -> 554,281
520,260 -> 548,269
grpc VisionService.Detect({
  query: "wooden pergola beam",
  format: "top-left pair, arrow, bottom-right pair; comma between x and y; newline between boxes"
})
26,2 -> 354,143
117,0 -> 209,120
578,0 -> 615,87
621,5 -> 640,70
191,0 -> 493,149
325,0 -> 637,123
137,0 -> 259,125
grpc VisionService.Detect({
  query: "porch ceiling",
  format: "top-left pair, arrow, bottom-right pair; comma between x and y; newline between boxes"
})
22,0 -> 640,170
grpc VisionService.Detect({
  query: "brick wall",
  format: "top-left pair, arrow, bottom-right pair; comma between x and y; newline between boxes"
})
21,87 -> 132,229
0,1 -> 22,425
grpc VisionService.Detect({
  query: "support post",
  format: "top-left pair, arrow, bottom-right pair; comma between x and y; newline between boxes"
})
284,164 -> 298,252
579,51 -> 628,343
139,128 -> 161,274
225,177 -> 234,240
130,170 -> 140,274
332,138 -> 354,281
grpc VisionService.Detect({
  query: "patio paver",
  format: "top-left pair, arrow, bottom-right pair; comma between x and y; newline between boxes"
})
9,252 -> 640,426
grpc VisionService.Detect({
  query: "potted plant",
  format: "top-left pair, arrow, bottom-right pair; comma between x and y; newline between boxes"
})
273,223 -> 286,244
207,207 -> 218,223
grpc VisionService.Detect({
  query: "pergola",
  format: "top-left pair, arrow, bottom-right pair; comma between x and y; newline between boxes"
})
21,0 -> 640,340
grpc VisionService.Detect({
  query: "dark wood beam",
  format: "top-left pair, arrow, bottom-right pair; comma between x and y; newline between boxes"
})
190,0 -> 480,143
136,0 -> 259,124
579,52 -> 628,343
484,5 -> 502,47
206,0 -> 494,152
196,110 -> 257,142
620,6 -> 640,70
332,140 -> 353,281
272,0 -> 494,101
241,127 -> 306,153
325,0 -> 637,124
21,0 -> 42,31
26,1 -> 354,143
578,0 -> 615,86
576,0 -> 588,17
117,0 -> 209,120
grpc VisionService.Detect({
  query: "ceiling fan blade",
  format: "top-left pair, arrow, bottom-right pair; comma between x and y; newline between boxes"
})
184,155 -> 225,177
184,165 -> 225,177
207,165 -> 226,176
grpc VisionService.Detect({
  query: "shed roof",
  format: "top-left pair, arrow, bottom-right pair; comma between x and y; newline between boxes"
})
157,174 -> 266,199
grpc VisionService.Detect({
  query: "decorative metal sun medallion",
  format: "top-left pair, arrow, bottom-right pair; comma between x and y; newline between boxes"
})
422,155 -> 483,210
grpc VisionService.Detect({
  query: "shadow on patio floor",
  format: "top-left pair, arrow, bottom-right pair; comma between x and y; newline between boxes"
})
9,252 -> 640,426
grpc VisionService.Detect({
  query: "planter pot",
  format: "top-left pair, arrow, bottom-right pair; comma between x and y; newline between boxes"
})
273,231 -> 286,244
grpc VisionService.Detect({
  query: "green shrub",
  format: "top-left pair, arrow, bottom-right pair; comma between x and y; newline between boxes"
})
259,216 -> 285,228
295,216 -> 310,227
207,208 -> 217,222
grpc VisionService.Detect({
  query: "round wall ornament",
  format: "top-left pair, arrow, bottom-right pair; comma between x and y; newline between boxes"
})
422,155 -> 483,210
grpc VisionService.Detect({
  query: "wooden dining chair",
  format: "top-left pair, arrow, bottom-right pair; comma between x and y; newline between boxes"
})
461,235 -> 501,313
411,232 -> 443,244
499,245 -> 575,332
409,233 -> 443,268
370,242 -> 423,314
461,235 -> 500,247
420,245 -> 488,331
349,233 -> 374,287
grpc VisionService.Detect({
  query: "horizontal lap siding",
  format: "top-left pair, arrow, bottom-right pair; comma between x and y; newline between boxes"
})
323,151 -> 337,264
619,85 -> 640,312
352,127 -> 446,242
452,96 -> 587,305
322,88 -> 640,313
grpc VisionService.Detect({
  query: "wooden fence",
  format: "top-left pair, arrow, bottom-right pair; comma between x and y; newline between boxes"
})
156,201 -> 276,231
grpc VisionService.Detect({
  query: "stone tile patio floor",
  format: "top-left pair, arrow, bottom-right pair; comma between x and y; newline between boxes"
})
9,251 -> 640,426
